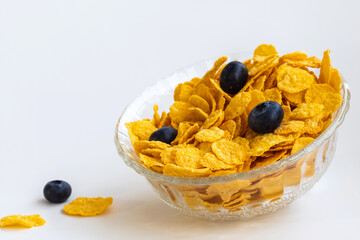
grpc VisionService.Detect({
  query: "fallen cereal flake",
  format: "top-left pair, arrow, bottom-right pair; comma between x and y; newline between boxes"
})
64,197 -> 113,217
0,214 -> 45,228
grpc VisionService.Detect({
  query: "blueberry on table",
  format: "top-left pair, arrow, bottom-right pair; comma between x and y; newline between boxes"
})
220,61 -> 248,94
248,101 -> 284,134
149,126 -> 177,144
43,180 -> 72,203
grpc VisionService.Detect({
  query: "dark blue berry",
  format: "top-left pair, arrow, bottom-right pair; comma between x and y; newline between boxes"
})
43,180 -> 72,203
149,126 -> 177,144
248,101 -> 284,134
220,61 -> 248,94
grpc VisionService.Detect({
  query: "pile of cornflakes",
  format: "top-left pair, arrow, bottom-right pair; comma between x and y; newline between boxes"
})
125,44 -> 342,178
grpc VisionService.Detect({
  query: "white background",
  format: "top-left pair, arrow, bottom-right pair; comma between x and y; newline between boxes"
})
1,0 -> 359,239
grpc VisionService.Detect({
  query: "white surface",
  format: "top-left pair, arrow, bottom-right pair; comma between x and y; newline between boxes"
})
0,0 -> 359,239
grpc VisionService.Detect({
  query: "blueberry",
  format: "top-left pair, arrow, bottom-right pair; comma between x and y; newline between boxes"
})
220,61 -> 248,94
149,126 -> 177,144
43,180 -> 72,203
248,101 -> 284,134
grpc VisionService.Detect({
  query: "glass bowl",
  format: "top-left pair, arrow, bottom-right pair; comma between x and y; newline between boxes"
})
114,53 -> 350,221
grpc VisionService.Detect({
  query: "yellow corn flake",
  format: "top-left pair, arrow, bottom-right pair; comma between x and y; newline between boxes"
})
158,112 -> 171,128
252,75 -> 266,91
303,117 -> 324,135
263,87 -> 282,104
133,140 -> 169,155
283,90 -> 306,105
248,54 -> 279,77
305,84 -> 342,112
246,90 -> 266,115
160,147 -> 178,164
192,84 -> 215,110
214,63 -> 226,81
64,197 -> 113,217
283,56 -> 321,68
171,122 -> 192,145
221,130 -> 232,141
291,103 -> 325,119
212,139 -> 248,165
163,163 -> 212,177
175,145 -> 202,169
174,83 -> 193,102
206,180 -> 251,202
208,78 -> 232,102
200,153 -> 234,170
211,110 -> 225,128
219,120 -> 236,138
140,148 -> 163,158
330,68 -> 342,93
271,138 -> 297,148
125,120 -> 157,142
277,64 -> 315,93
152,105 -> 160,127
232,136 -> 250,150
224,92 -> 252,120
274,121 -> 305,134
280,51 -> 307,61
239,112 -> 249,136
169,102 -> 208,124
197,141 -> 213,153
179,123 -> 200,144
243,58 -> 252,68
281,106 -> 291,122
189,77 -> 201,86
263,68 -> 278,90
199,56 -> 228,85
216,95 -> 226,111
249,133 -> 293,156
195,127 -> 225,142
209,169 -> 237,177
319,49 -> 331,84
0,215 -> 45,228
291,137 -> 315,154
251,150 -> 288,169
188,95 -> 211,114
140,153 -> 164,170
202,110 -> 223,129
253,44 -> 278,62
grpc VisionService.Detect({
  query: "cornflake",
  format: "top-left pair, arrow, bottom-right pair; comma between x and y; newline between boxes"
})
64,197 -> 113,217
0,214 -> 45,228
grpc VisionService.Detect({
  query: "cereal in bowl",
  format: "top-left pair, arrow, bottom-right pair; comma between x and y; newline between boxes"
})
125,44 -> 342,178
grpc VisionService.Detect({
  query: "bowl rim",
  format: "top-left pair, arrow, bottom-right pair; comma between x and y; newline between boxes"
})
114,52 -> 351,185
